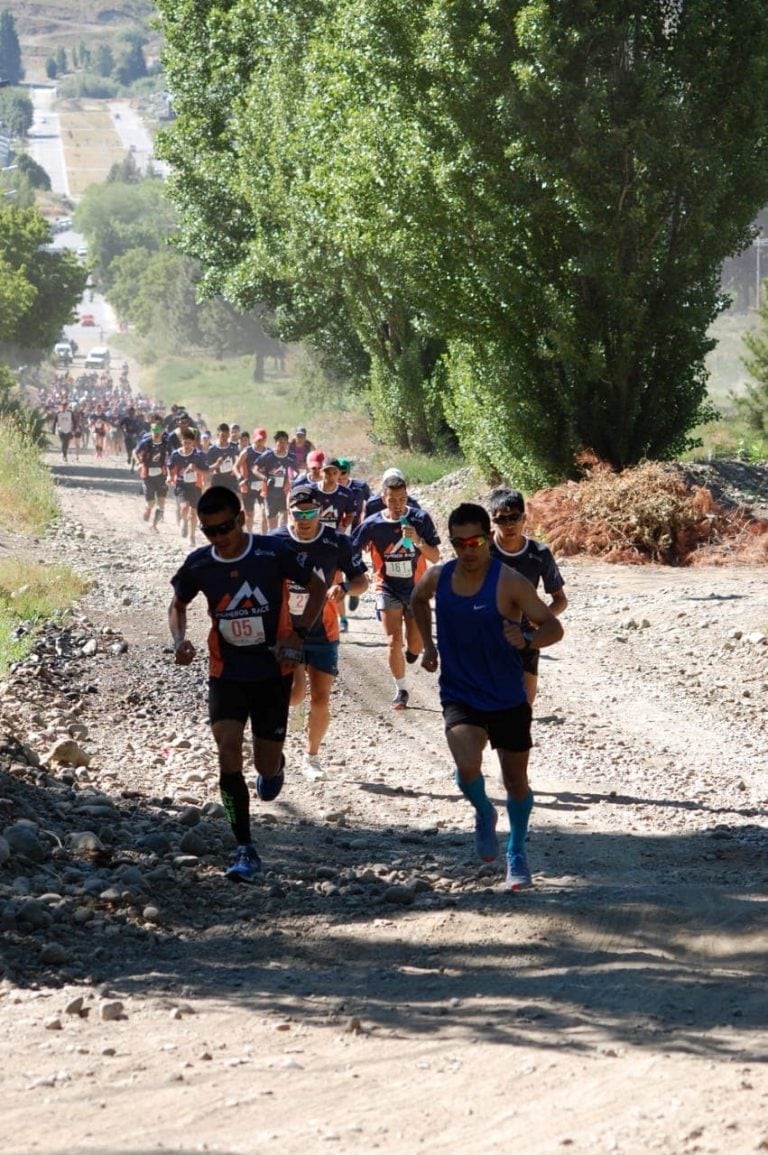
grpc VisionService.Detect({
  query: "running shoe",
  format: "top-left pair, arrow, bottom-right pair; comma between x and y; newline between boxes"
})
348,595 -> 360,612
339,616 -> 349,633
256,754 -> 286,801
302,753 -> 327,781
505,851 -> 533,890
142,507 -> 151,522
392,688 -> 409,710
405,649 -> 419,664
475,801 -> 498,862
225,843 -> 262,882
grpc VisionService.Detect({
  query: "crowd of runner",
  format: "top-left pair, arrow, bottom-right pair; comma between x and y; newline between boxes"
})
42,381 -> 568,893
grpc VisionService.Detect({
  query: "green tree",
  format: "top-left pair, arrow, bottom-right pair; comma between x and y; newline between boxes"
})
157,0 -> 768,477
95,43 -> 114,79
45,57 -> 57,80
55,46 -> 67,74
113,32 -> 147,87
0,205 -> 87,359
15,153 -> 51,191
74,175 -> 176,287
738,312 -> 768,435
0,88 -> 33,136
0,10 -> 22,85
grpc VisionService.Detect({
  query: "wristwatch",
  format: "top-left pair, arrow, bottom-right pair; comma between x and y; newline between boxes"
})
339,580 -> 350,593
294,624 -> 309,640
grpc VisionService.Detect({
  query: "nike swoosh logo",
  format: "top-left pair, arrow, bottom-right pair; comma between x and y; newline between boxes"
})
473,605 -> 486,610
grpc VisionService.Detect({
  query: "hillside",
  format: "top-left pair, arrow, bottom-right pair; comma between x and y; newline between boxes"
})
6,0 -> 159,78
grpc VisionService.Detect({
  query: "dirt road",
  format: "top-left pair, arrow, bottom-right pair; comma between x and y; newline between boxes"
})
1,451 -> 767,1155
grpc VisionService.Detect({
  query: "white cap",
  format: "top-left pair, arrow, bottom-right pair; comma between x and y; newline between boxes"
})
382,467 -> 405,484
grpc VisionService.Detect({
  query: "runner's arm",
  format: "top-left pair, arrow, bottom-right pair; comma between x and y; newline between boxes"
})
500,570 -> 564,651
168,595 -> 196,665
411,564 -> 443,672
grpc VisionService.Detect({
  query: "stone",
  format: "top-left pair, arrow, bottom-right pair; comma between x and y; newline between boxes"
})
100,1000 -> 125,1022
0,835 -> 9,865
382,884 -> 416,906
178,829 -> 207,855
40,942 -> 71,965
3,824 -> 46,862
47,738 -> 91,767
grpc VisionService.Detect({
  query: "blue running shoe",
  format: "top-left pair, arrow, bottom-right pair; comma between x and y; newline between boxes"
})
256,754 -> 285,801
348,596 -> 360,612
225,843 -> 262,882
339,616 -> 349,633
475,801 -> 498,862
505,851 -> 532,890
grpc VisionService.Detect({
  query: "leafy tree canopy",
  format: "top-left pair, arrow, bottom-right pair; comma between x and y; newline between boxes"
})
0,10 -> 22,86
157,0 -> 768,477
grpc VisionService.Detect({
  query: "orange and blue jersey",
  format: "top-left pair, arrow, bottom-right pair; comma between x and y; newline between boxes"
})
271,524 -> 367,643
352,508 -> 440,597
170,533 -> 316,680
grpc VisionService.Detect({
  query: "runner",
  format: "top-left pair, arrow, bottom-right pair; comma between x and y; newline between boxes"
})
135,416 -> 170,531
235,428 -> 268,533
91,407 -> 107,460
316,457 -> 356,532
364,467 -> 422,517
54,401 -> 74,461
257,430 -> 297,530
272,484 -> 368,780
207,423 -> 240,493
169,485 -> 327,881
168,428 -> 208,544
352,472 -> 441,708
119,406 -> 144,471
488,487 -> 568,705
289,426 -> 314,471
338,458 -> 371,613
295,449 -> 325,487
412,502 -> 563,890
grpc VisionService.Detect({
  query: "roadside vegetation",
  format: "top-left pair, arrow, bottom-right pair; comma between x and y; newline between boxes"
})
0,416 -> 87,673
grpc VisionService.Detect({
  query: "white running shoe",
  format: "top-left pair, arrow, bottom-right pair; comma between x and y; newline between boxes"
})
302,754 -> 327,781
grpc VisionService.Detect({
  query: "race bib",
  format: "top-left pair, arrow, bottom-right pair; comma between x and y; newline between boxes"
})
219,458 -> 233,473
288,589 -> 309,616
385,558 -> 412,579
250,480 -> 262,491
219,615 -> 266,646
147,466 -> 162,477
183,467 -> 197,483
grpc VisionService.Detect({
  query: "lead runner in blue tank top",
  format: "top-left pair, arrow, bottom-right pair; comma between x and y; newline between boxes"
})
412,503 -> 564,891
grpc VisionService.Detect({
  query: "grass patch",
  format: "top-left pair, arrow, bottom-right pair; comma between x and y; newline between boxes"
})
368,450 -> 466,486
58,102 -> 126,196
0,558 -> 88,674
0,419 -> 59,533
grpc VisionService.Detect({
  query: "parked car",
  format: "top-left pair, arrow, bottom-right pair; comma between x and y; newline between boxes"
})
80,313 -> 96,327
84,346 -> 110,371
53,341 -> 73,365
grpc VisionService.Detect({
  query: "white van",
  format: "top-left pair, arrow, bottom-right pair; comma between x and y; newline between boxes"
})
84,346 -> 111,371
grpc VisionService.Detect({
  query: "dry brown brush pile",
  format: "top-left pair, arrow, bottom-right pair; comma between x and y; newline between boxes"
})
527,458 -> 768,566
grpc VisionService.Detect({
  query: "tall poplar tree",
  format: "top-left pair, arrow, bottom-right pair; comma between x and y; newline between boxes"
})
0,10 -> 22,85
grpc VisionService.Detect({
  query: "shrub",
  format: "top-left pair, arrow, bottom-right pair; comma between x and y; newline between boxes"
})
528,457 -> 768,566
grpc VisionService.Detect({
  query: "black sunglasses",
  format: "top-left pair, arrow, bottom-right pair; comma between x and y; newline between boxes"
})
492,511 -> 524,524
200,515 -> 239,538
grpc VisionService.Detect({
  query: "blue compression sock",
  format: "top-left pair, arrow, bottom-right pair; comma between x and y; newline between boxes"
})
506,789 -> 534,854
455,770 -> 490,812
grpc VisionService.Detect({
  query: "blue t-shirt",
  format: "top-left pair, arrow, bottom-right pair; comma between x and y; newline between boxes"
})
170,533 -> 317,680
316,484 -> 356,531
256,449 -> 297,488
207,443 -> 239,480
435,558 -> 526,710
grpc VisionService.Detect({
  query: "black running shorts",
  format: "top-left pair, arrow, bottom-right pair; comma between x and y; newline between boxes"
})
208,675 -> 293,742
442,698 -> 532,752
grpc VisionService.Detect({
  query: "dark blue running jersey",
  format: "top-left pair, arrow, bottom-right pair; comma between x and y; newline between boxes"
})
435,558 -> 526,710
170,533 -> 317,680
256,449 -> 297,489
136,437 -> 169,475
207,443 -> 239,481
489,537 -> 564,594
315,484 -> 356,531
352,508 -> 440,597
271,524 -> 367,642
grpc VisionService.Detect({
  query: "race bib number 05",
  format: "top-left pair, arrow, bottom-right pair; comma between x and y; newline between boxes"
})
219,615 -> 266,646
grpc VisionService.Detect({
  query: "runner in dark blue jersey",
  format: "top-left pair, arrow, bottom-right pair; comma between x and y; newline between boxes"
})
412,503 -> 563,892
207,423 -> 240,493
256,431 -> 297,529
135,415 -> 169,531
169,486 -> 327,881
352,475 -> 440,709
272,484 -> 368,780
488,487 -> 567,705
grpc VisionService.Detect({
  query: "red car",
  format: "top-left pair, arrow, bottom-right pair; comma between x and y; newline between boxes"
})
80,313 -> 96,326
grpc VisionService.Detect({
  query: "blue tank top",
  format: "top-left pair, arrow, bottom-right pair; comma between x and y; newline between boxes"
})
435,558 -> 526,711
